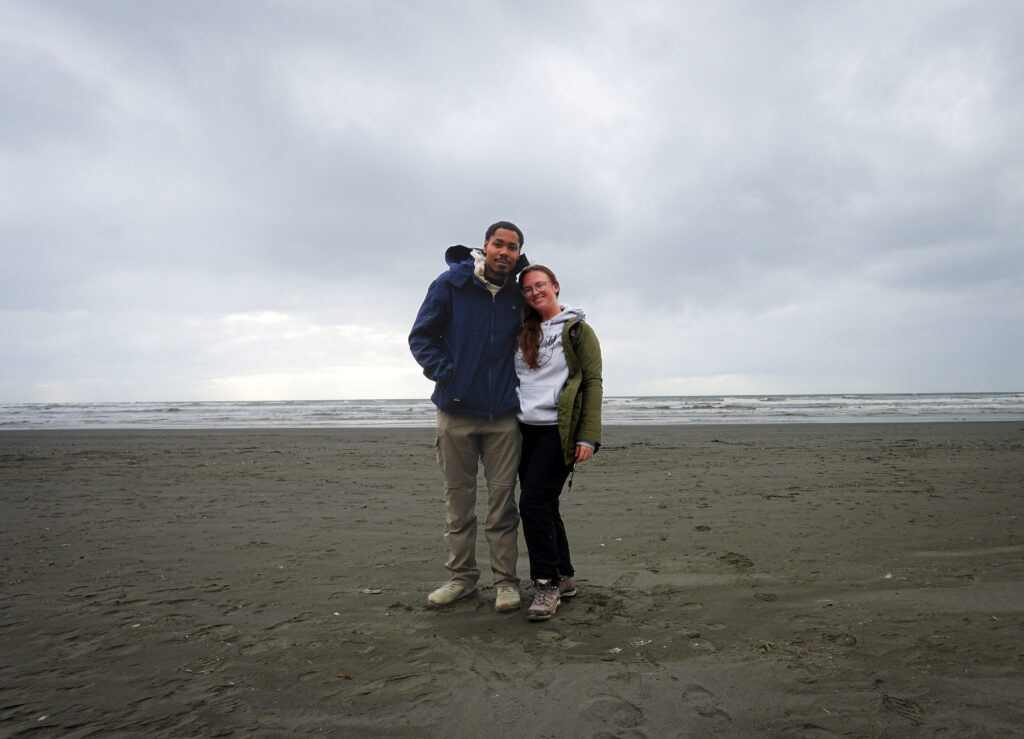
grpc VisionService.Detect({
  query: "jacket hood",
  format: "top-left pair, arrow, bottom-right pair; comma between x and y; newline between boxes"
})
443,244 -> 529,285
444,244 -> 475,267
546,306 -> 586,325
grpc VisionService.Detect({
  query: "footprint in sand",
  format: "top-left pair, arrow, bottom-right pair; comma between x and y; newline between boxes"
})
612,571 -> 639,588
681,684 -> 732,724
718,552 -> 754,569
881,695 -> 924,725
585,694 -> 643,729
534,628 -> 566,645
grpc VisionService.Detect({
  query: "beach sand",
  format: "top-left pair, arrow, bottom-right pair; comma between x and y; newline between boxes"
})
1,422 -> 1022,736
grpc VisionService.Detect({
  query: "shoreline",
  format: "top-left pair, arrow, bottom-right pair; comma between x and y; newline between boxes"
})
2,421 -> 1022,734
2,417 -> 1023,433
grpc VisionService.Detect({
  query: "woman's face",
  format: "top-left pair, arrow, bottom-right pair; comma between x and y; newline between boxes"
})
521,270 -> 560,320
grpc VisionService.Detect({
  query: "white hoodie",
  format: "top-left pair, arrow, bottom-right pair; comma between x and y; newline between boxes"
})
515,306 -> 586,425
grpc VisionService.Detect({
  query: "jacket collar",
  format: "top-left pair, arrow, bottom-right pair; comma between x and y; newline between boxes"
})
443,244 -> 529,290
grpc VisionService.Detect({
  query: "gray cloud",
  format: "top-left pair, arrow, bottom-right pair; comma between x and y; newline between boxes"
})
2,0 -> 1022,401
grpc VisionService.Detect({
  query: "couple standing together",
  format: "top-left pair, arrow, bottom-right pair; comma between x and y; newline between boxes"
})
409,220 -> 603,621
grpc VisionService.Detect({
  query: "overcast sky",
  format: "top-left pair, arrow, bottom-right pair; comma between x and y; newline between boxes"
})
2,1 -> 1022,403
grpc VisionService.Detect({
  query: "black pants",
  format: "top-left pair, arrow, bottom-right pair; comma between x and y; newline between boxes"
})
518,423 -> 575,582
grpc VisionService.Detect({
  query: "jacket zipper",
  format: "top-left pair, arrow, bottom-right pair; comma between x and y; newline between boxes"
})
487,284 -> 497,420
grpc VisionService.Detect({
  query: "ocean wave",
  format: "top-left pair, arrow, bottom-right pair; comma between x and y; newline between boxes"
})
2,393 -> 1023,429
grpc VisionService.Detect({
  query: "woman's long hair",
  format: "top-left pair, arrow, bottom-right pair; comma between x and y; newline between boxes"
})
518,264 -> 560,370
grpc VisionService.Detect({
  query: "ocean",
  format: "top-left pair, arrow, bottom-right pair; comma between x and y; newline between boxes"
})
1,393 -> 1022,429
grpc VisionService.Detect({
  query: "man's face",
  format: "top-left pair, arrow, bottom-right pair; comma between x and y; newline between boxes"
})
482,228 -> 521,281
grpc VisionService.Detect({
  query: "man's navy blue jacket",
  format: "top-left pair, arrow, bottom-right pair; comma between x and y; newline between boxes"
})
409,245 -> 529,418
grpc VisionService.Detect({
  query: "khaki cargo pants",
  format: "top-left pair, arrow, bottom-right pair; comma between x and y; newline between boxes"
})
435,409 -> 521,588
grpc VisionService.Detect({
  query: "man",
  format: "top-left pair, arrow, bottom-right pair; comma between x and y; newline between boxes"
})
409,221 -> 529,611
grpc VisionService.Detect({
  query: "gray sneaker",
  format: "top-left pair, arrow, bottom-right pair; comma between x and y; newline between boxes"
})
494,583 -> 521,612
427,582 -> 475,607
527,580 -> 560,621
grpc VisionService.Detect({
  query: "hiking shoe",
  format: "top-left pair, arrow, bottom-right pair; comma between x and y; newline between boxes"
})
427,582 -> 475,607
558,576 -> 577,598
494,583 -> 521,612
527,581 -> 560,621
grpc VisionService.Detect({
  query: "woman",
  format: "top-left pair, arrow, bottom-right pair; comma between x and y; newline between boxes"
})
515,264 -> 603,621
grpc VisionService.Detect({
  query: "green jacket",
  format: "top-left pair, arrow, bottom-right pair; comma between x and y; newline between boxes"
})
556,317 -> 603,465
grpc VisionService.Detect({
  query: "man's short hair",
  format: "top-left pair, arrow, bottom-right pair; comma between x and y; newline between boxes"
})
485,221 -> 524,247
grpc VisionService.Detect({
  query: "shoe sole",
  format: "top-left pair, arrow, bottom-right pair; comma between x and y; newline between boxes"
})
559,587 -> 577,598
495,600 -> 521,612
427,587 -> 477,607
527,608 -> 557,621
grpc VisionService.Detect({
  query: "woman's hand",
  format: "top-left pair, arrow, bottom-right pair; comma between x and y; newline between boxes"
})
574,444 -> 594,463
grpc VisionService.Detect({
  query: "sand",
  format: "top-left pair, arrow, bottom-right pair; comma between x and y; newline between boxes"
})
1,422 -> 1022,736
